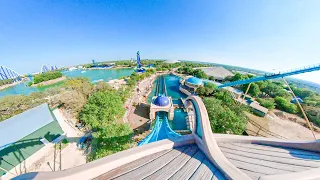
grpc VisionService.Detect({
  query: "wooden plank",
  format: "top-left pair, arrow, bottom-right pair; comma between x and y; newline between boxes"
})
169,150 -> 205,180
224,143 -> 320,159
236,168 -> 263,180
144,145 -> 198,180
212,170 -> 227,180
95,149 -> 171,180
223,151 -> 310,172
113,146 -> 188,180
219,146 -> 320,168
227,158 -> 292,175
189,159 -> 217,180
219,143 -> 320,161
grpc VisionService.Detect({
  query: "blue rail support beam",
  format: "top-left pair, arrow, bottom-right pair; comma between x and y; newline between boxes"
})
1,66 -> 9,79
8,68 -> 15,79
0,72 -> 5,80
218,64 -> 320,88
0,66 -> 21,80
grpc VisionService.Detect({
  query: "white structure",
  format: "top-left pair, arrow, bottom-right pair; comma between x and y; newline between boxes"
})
165,60 -> 180,64
149,95 -> 174,120
198,66 -> 234,80
179,76 -> 204,95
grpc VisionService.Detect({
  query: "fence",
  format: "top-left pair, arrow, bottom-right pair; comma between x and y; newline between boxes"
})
246,120 -> 288,139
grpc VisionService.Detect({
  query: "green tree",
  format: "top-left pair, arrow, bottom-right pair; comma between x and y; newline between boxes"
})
292,88 -> 315,99
196,82 -> 217,97
274,97 -> 298,114
33,71 -> 63,84
146,68 -> 155,74
80,91 -> 126,129
303,105 -> 320,127
192,69 -> 207,79
65,77 -> 93,97
203,97 -> 248,135
304,95 -> 320,107
213,90 -> 235,106
241,83 -> 261,97
196,86 -> 206,96
231,73 -> 248,81
260,81 -> 291,99
208,76 -> 215,81
205,82 -> 217,90
0,94 -> 47,121
80,89 -> 132,162
55,90 -> 87,117
88,123 -> 133,161
0,79 -> 14,86
256,98 -> 275,110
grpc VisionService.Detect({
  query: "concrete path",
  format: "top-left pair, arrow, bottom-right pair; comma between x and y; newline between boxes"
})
53,109 -> 83,138
34,143 -> 86,172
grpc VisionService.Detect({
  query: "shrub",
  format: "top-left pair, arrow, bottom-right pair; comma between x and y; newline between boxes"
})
275,97 -> 298,114
209,76 -> 215,81
33,71 -> 63,84
256,98 -> 275,110
204,97 -> 248,135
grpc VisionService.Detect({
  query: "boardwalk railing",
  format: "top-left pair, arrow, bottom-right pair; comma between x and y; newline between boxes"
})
186,96 -> 251,179
247,120 -> 288,139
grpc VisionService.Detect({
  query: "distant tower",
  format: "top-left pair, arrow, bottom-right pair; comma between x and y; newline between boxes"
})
135,51 -> 145,73
137,51 -> 141,69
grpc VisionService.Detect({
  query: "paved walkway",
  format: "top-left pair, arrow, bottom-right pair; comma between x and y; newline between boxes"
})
34,143 -> 86,172
53,109 -> 83,138
124,74 -> 157,125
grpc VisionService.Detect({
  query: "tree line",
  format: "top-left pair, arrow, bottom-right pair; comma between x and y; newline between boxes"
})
224,72 -> 320,127
31,71 -> 63,85
0,79 -> 14,86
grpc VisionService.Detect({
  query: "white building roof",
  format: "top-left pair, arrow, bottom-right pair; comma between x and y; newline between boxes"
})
198,66 -> 234,80
0,104 -> 54,150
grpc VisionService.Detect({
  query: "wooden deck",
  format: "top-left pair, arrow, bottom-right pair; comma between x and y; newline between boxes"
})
95,145 -> 226,180
217,142 -> 320,180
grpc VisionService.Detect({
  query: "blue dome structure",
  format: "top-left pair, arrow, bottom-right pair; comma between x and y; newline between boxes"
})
154,95 -> 170,106
291,97 -> 303,104
186,77 -> 203,86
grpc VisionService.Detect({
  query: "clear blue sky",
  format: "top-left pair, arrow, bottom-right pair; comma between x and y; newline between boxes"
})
0,0 -> 319,83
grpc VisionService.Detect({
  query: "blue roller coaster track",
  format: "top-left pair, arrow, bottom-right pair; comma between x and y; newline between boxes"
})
0,66 -> 21,81
41,64 -> 58,73
218,63 -> 320,88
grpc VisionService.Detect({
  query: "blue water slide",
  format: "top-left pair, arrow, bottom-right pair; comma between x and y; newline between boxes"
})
138,75 -> 181,146
163,115 -> 181,138
138,115 -> 161,146
138,112 -> 180,146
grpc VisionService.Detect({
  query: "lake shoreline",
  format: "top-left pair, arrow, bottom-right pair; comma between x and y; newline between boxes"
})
0,81 -> 22,91
85,66 -> 133,70
31,76 -> 67,87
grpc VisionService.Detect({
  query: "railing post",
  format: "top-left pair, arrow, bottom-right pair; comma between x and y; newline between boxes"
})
256,126 -> 261,136
282,78 -> 317,140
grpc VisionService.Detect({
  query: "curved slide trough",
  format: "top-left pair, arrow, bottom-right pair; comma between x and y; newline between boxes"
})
138,111 -> 180,146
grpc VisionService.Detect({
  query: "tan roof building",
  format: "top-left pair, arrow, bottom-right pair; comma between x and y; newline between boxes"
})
198,66 -> 234,80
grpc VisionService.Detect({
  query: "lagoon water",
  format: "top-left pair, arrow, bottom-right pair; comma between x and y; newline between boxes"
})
63,68 -> 134,82
147,74 -> 188,131
0,68 -> 134,98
